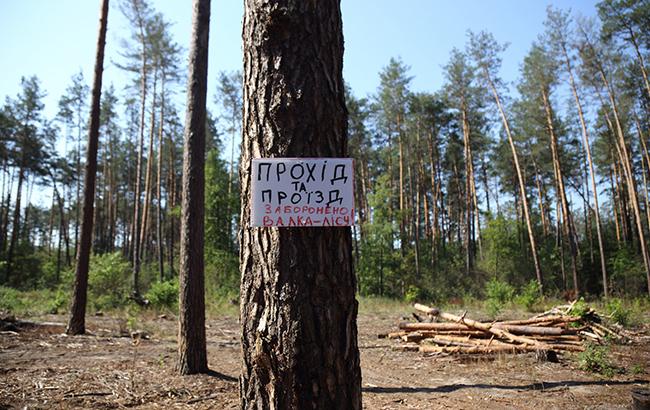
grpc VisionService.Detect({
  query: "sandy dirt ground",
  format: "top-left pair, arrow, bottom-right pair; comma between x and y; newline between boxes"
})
1,310 -> 648,409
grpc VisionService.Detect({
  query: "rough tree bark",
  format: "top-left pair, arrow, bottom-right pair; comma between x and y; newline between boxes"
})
66,0 -> 109,335
239,1 -> 362,408
176,0 -> 209,375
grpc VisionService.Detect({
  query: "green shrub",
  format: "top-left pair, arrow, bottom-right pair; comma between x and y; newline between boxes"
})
88,252 -> 130,311
405,285 -> 430,304
205,249 -> 240,297
485,277 -> 515,318
0,286 -> 23,312
515,280 -> 541,311
568,297 -> 589,318
578,343 -> 615,377
47,288 -> 69,314
609,246 -> 646,296
145,279 -> 179,310
605,298 -> 630,326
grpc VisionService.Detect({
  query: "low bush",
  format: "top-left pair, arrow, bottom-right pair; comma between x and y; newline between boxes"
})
0,286 -> 23,312
88,252 -> 130,311
515,280 -> 541,312
47,288 -> 69,314
145,279 -> 178,310
485,278 -> 515,318
605,298 -> 630,326
405,285 -> 431,304
578,343 -> 616,377
568,297 -> 589,318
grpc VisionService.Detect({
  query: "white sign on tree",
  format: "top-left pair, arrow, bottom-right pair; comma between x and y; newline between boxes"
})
250,158 -> 355,227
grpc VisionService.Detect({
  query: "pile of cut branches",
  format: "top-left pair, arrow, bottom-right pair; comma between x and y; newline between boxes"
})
382,303 -> 623,356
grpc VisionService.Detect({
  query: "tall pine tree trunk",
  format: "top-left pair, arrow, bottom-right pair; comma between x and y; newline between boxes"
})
634,114 -> 650,240
0,165 -> 13,255
398,113 -> 406,255
598,68 -> 650,296
176,0 -> 209,375
461,106 -> 473,274
140,68 -> 158,263
562,42 -> 608,295
484,69 -> 543,289
167,128 -> 176,278
532,158 -> 549,236
427,131 -> 438,261
581,29 -> 649,294
610,164 -> 622,245
5,166 -> 25,282
131,2 -> 149,297
67,0 -> 108,335
542,89 -> 579,295
156,75 -> 166,282
240,1 -> 362,408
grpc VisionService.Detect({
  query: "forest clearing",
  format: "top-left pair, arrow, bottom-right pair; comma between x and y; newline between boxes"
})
2,0 -> 650,408
1,300 -> 649,409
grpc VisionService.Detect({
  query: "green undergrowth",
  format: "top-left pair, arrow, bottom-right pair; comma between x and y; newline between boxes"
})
0,284 -> 240,320
2,280 -> 647,329
358,295 -> 412,316
0,286 -> 68,317
578,342 -> 618,377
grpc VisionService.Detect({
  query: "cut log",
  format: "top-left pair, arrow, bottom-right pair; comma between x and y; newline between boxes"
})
423,337 -> 482,348
392,344 -> 419,352
418,344 -> 529,354
423,308 -> 551,348
590,322 -> 622,340
425,334 -> 509,348
401,332 -> 425,343
416,330 -> 488,337
492,324 -> 574,336
386,303 -> 615,357
419,342 -> 583,354
414,303 -> 439,315
400,321 -> 572,336
399,322 -> 476,332
422,334 -> 583,351
579,331 -> 602,342
527,335 -> 583,344
383,331 -> 408,339
497,315 -> 581,326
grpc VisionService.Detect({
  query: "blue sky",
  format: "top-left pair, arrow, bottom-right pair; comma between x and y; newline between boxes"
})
0,0 -> 600,121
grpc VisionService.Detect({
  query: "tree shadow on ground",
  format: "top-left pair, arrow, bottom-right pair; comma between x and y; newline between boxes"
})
206,369 -> 238,382
363,379 -> 648,394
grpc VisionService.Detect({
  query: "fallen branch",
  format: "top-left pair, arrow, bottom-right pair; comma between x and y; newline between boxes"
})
63,391 -> 112,398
